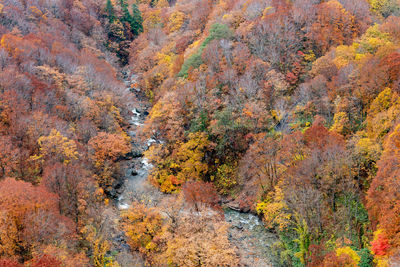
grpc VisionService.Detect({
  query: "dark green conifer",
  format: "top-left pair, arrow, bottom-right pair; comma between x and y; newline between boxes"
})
130,4 -> 143,36
106,0 -> 115,23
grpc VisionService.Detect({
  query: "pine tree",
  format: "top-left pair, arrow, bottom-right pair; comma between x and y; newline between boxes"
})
120,0 -> 132,25
106,0 -> 115,23
119,0 -> 127,8
130,4 -> 143,36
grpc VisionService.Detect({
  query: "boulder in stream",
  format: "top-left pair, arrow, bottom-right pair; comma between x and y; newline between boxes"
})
226,202 -> 241,211
121,152 -> 134,160
131,150 -> 143,158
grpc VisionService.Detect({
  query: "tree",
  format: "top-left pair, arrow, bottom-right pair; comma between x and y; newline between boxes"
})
365,87 -> 400,141
182,181 -> 221,213
42,162 -> 87,222
214,160 -> 238,195
36,129 -> 79,165
160,211 -> 239,266
120,0 -> 132,26
309,0 -> 360,56
106,0 -> 115,23
88,132 -> 130,190
88,132 -> 130,167
130,4 -> 143,36
0,259 -> 21,267
300,118 -> 353,212
370,0 -> 400,17
335,246 -> 360,267
174,132 -> 210,181
168,11 -> 185,33
0,178 -> 72,260
210,107 -> 250,158
293,217 -> 311,266
142,91 -> 185,141
146,132 -> 210,193
80,224 -> 118,267
0,135 -> 19,178
241,134 -> 281,193
330,112 -> 351,136
107,19 -> 126,43
118,1 -> 143,38
29,254 -> 62,267
120,203 -> 164,263
178,23 -> 233,77
322,251 -> 356,267
371,230 -> 390,257
256,183 -> 292,231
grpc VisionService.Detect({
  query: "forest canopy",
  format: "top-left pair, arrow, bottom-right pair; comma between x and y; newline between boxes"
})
1,0 -> 400,266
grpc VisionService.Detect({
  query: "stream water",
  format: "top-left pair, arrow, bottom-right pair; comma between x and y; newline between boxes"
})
115,72 -> 279,266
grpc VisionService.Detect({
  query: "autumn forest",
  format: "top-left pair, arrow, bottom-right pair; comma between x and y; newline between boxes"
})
0,0 -> 400,266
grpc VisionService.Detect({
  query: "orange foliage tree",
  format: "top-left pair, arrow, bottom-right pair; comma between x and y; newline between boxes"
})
0,136 -> 19,178
88,132 -> 130,190
0,178 -> 73,260
310,0 -> 360,56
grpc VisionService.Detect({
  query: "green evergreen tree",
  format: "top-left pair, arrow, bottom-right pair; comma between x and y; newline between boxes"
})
106,0 -> 115,23
121,1 -> 132,25
130,4 -> 143,36
119,0 -> 127,8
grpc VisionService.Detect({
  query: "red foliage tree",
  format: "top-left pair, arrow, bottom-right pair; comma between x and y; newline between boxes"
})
0,178 -> 73,259
0,259 -> 22,267
182,181 -> 221,213
371,232 -> 390,256
30,254 -> 62,267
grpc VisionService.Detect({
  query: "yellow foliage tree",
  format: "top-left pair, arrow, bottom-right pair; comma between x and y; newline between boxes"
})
369,0 -> 400,17
335,246 -> 361,267
330,111 -> 351,136
156,0 -> 169,8
333,45 -> 356,68
0,210 -> 18,257
145,132 -> 210,193
366,88 -> 400,140
175,132 -> 209,180
143,91 -> 185,141
80,225 -> 119,267
256,183 -> 291,231
37,129 -> 79,164
29,6 -> 48,22
213,161 -> 238,195
356,24 -> 392,54
168,11 -> 185,33
121,203 -> 164,262
143,9 -> 161,31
